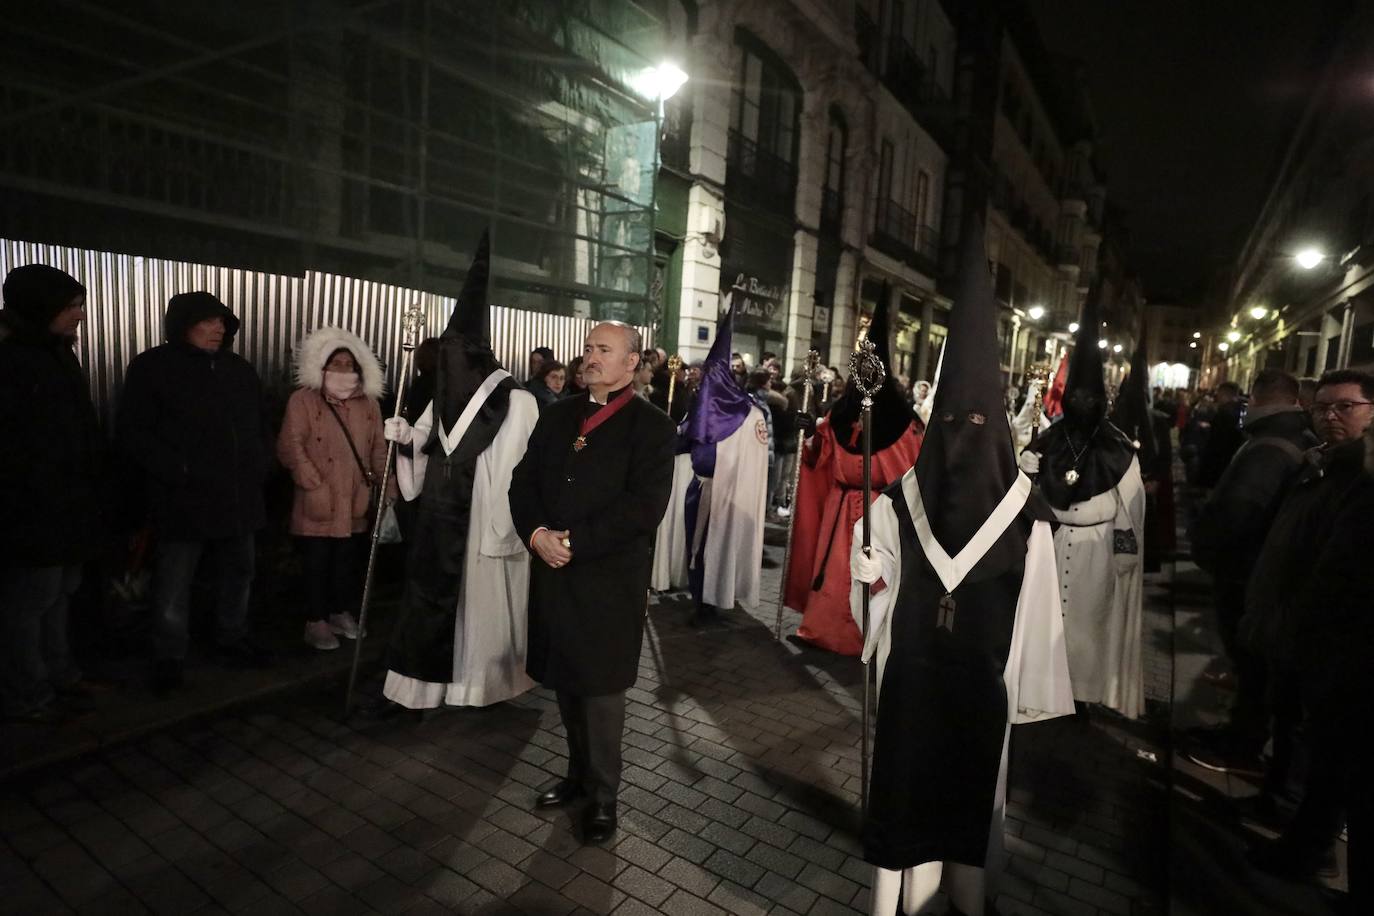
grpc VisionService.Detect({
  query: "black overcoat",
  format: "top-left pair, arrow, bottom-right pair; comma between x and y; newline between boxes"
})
509,390 -> 675,696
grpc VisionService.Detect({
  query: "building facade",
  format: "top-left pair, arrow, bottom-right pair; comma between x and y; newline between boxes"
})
1208,1 -> 1374,389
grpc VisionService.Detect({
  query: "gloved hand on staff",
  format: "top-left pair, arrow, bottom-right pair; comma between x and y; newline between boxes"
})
1017,448 -> 1041,475
795,411 -> 816,434
384,416 -> 414,445
851,548 -> 883,585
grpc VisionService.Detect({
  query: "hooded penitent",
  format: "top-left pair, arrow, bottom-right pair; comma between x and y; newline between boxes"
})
1031,283 -> 1135,510
1108,332 -> 1158,473
679,285 -> 755,474
427,231 -> 513,453
828,284 -> 918,453
914,217 -> 1023,561
293,326 -> 386,400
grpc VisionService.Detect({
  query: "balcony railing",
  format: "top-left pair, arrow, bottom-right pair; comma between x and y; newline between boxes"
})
871,199 -> 939,276
726,129 -> 798,214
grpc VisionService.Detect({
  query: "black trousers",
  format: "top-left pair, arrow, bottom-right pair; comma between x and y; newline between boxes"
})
1214,578 -> 1268,753
556,690 -> 625,806
299,535 -> 364,623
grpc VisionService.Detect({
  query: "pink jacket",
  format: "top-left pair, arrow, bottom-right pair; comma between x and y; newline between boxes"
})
276,387 -> 386,538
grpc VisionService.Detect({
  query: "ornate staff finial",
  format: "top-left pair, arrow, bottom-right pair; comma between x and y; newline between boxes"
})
400,304 -> 426,351
849,338 -> 886,409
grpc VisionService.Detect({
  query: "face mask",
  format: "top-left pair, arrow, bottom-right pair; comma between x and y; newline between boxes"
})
324,370 -> 360,400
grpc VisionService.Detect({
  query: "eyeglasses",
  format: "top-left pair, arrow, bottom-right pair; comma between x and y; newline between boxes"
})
1310,400 -> 1374,417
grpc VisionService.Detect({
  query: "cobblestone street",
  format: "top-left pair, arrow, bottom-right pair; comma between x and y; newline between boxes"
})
0,531 -> 1173,916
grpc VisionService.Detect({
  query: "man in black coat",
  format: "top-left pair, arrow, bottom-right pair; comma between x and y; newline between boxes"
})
1242,369 -> 1374,887
1187,369 -> 1316,774
117,292 -> 272,692
1197,381 -> 1245,487
509,321 -> 675,844
0,265 -> 106,724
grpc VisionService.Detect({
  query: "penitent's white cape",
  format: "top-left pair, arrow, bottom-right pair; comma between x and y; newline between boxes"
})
652,403 -> 768,609
383,383 -> 539,709
851,468 -> 1075,909
1053,455 -> 1147,719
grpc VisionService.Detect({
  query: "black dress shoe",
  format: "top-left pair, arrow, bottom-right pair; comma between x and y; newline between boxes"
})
582,802 -> 617,844
535,780 -> 585,809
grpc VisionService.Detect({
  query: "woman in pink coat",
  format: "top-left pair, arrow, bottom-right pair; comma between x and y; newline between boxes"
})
277,327 -> 387,650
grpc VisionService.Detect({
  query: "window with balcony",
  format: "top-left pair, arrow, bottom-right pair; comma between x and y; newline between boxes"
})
728,33 -> 800,213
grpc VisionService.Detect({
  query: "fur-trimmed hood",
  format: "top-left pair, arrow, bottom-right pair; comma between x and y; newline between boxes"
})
294,326 -> 386,399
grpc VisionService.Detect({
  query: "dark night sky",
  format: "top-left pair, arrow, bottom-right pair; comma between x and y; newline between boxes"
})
1027,0 -> 1336,303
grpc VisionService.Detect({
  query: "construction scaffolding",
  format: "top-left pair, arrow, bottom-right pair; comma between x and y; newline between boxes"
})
0,0 -> 666,324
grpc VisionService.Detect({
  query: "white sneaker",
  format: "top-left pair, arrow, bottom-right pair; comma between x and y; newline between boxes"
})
328,613 -> 363,640
304,620 -> 340,650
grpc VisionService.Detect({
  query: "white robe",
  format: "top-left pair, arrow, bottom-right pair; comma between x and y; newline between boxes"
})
655,404 -> 768,609
1052,455 -> 1146,719
383,389 -> 539,708
852,469 -> 1075,910
651,452 -> 693,592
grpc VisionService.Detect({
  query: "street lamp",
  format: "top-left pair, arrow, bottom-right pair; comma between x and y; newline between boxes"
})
1097,339 -> 1108,349
1028,305 -> 1045,320
1295,248 -> 1326,270
1218,341 -> 1231,353
1112,343 -> 1123,354
1189,341 -> 1198,349
634,61 -> 689,102
1226,330 -> 1241,343
1249,306 -> 1268,319
1192,331 -> 1202,339
1069,322 -> 1080,333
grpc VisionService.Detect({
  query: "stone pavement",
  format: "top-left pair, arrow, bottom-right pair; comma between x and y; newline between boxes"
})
0,527 -> 1172,915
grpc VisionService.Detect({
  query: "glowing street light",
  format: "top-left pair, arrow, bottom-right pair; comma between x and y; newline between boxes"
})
1189,341 -> 1198,349
1249,306 -> 1268,320
1069,322 -> 1080,333
1112,343 -> 1123,354
1226,330 -> 1241,343
1295,248 -> 1326,270
1097,339 -> 1108,349
1218,341 -> 1231,353
1192,331 -> 1202,339
1028,305 -> 1045,320
634,61 -> 689,102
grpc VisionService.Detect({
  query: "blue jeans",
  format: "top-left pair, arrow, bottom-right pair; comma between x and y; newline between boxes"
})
0,565 -> 84,716
151,535 -> 256,661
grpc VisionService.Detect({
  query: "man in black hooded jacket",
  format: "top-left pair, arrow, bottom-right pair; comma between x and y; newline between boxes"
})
118,292 -> 272,691
0,265 -> 106,723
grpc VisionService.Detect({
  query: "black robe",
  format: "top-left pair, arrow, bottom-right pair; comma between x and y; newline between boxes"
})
509,390 -> 676,696
865,484 -> 1054,870
386,380 -> 518,683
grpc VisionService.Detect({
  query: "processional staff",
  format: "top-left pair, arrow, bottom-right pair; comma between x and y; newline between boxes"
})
774,349 -> 821,639
849,336 -> 886,814
344,304 -> 426,718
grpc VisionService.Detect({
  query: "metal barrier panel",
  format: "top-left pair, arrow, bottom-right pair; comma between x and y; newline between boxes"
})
2,239 -> 652,423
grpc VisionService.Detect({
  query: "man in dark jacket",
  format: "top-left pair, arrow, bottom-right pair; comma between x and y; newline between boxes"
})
0,265 -> 106,723
1242,369 -> 1374,887
509,321 -> 675,845
118,292 -> 271,692
1197,381 -> 1245,487
1187,369 -> 1316,772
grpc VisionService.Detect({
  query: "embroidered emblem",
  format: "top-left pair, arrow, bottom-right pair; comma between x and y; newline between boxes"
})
755,418 -> 769,445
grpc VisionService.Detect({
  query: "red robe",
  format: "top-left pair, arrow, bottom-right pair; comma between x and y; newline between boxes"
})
784,417 -> 923,655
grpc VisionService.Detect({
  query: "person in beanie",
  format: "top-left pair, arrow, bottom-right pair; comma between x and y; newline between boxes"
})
277,327 -> 388,651
0,265 -> 106,724
117,291 -> 272,693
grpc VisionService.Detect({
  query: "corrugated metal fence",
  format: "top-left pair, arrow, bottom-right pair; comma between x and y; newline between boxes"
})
2,239 -> 652,423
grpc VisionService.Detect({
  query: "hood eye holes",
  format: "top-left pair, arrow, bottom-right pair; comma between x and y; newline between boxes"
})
968,412 -> 986,425
940,411 -> 955,423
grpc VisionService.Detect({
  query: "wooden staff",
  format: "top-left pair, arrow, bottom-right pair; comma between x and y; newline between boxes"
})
848,337 -> 885,813
774,350 -> 820,639
344,305 -> 426,718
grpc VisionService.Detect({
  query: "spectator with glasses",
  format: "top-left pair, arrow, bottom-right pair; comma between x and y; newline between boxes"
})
1241,369 -> 1374,888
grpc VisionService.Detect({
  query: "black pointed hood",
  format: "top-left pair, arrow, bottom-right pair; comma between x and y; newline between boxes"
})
913,216 -> 1026,556
1109,330 -> 1158,471
828,283 -> 916,454
1032,283 -> 1136,509
1063,280 -> 1108,428
431,230 -> 508,442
